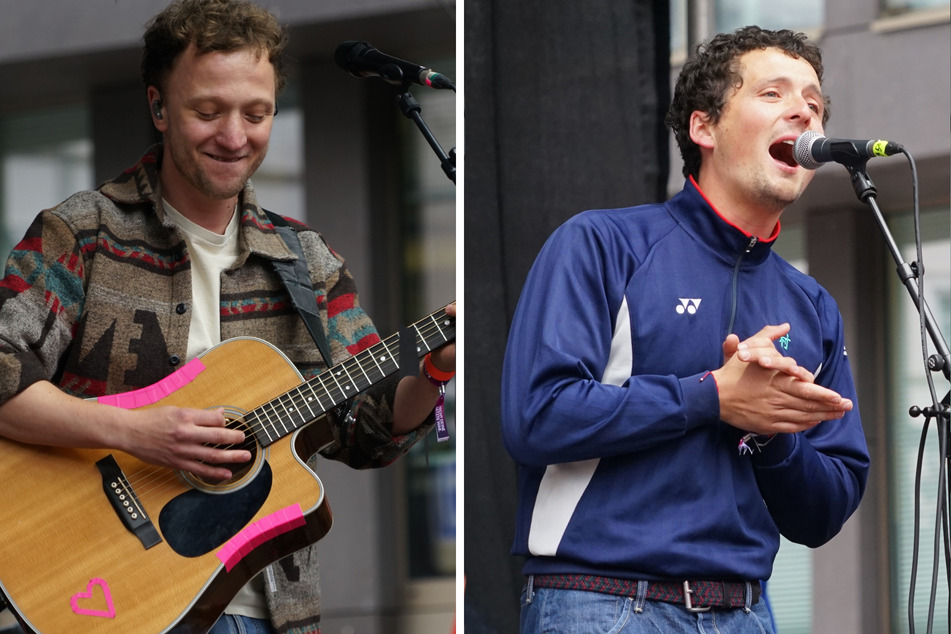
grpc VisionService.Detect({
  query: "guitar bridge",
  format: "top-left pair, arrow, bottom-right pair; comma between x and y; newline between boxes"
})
96,455 -> 163,550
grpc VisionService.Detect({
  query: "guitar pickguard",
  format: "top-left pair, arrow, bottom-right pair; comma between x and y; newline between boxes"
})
158,463 -> 273,557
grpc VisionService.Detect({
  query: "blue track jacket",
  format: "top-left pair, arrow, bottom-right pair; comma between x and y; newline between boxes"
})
501,179 -> 870,582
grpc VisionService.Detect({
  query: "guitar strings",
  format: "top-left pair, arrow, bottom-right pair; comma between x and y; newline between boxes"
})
120,312 -> 454,498
232,310 -> 453,448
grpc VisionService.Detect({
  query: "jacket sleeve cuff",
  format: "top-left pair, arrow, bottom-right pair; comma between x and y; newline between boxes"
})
680,371 -> 721,431
751,432 -> 797,466
0,354 -> 49,406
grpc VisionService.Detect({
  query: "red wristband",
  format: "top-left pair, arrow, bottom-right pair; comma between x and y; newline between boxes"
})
424,353 -> 455,383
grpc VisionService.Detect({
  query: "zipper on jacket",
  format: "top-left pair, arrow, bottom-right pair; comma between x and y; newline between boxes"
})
727,236 -> 758,334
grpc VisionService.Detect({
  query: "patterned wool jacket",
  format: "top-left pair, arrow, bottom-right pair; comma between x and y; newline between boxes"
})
0,145 -> 433,633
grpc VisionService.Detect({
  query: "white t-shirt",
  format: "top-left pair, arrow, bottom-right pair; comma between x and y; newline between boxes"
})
162,201 -> 240,361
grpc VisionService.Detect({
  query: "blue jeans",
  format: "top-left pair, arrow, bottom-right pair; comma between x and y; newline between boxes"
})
520,581 -> 776,633
207,614 -> 275,634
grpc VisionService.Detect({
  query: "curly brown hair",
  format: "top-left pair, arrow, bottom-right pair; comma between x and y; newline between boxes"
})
666,25 -> 831,179
141,0 -> 289,96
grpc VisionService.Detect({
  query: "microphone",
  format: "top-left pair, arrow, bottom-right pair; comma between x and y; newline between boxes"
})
793,130 -> 903,170
334,41 -> 455,90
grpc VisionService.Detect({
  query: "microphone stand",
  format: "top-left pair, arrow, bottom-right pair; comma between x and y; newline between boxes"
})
379,63 -> 456,185
845,161 -> 950,378
844,159 -> 951,634
395,88 -> 456,184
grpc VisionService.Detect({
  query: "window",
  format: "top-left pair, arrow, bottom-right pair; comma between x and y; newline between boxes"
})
671,0 -> 825,56
714,0 -> 824,33
883,0 -> 951,15
887,207 -> 951,633
769,538 -> 813,633
0,106 -> 92,261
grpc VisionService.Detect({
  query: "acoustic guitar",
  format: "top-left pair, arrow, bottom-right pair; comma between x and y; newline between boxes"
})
0,307 -> 454,633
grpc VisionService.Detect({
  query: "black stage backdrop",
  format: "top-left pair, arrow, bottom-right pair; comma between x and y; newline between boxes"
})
463,1 -> 671,631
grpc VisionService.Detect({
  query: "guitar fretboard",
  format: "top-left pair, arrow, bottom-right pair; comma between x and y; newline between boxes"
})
247,307 -> 454,447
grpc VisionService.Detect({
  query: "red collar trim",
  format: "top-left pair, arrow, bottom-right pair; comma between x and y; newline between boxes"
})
688,175 -> 781,243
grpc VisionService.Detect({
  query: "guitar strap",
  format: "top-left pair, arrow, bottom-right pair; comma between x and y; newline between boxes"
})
265,211 -> 334,368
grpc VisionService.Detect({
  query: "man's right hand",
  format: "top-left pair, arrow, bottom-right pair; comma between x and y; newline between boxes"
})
118,406 -> 251,481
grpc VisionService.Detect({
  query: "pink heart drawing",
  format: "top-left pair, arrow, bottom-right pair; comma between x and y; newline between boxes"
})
70,578 -> 116,619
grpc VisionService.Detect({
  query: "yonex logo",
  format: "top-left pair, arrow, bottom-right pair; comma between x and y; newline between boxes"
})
676,298 -> 701,315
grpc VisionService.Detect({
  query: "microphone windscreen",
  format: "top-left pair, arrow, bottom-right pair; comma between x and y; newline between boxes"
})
334,41 -> 370,72
793,130 -> 824,170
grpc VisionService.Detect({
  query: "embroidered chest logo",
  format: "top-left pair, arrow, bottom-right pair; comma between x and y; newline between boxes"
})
676,298 -> 701,315
779,334 -> 791,351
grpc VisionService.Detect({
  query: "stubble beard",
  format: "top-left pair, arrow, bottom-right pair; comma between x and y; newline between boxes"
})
749,171 -> 806,214
167,131 -> 267,201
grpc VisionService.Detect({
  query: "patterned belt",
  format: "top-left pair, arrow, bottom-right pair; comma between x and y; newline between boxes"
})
530,574 -> 760,612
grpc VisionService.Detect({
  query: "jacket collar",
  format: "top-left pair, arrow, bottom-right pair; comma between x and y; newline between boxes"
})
667,177 -> 779,266
97,144 -> 296,263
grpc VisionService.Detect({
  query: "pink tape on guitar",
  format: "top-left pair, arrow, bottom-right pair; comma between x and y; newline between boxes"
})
69,578 -> 116,619
96,358 -> 207,409
217,504 -> 306,571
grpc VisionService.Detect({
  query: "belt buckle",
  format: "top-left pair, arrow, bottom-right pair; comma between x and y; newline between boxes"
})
683,581 -> 712,613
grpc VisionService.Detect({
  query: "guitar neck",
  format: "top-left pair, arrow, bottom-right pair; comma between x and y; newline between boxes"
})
249,307 -> 454,447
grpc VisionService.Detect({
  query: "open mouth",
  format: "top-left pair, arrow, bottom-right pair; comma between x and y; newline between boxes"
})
768,139 -> 797,168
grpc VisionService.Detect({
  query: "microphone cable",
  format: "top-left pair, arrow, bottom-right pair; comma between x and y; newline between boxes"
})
902,146 -> 951,634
